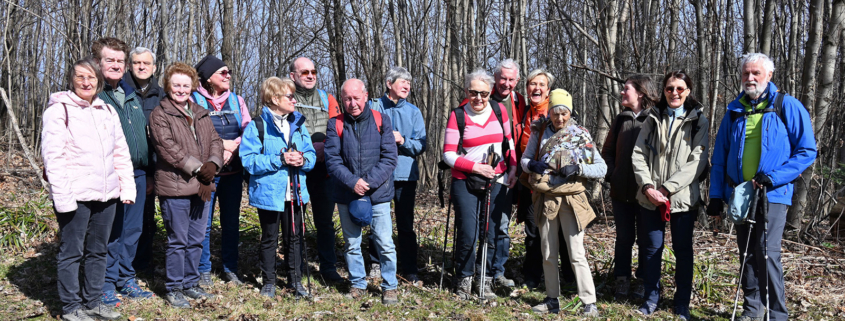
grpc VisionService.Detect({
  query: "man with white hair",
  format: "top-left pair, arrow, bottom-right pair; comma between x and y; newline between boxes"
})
708,53 -> 817,321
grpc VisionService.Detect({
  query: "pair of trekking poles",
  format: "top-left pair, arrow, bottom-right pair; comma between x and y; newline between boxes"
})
731,185 -> 770,321
286,143 -> 312,299
439,146 -> 501,306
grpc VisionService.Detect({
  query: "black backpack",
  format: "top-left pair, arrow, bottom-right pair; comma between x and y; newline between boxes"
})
728,90 -> 788,126
437,103 -> 509,170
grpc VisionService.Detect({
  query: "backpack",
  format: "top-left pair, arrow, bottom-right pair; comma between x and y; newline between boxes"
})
729,90 -> 788,126
335,108 -> 383,138
192,92 -> 242,125
687,108 -> 710,182
437,103 -> 508,170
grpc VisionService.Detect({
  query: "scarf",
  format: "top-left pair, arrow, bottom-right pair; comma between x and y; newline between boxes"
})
538,124 -> 595,171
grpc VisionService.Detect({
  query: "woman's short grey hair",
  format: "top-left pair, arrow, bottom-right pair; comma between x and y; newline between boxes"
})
740,53 -> 775,74
526,69 -> 555,88
385,66 -> 412,84
494,59 -> 520,78
549,106 -> 577,127
129,47 -> 156,64
464,69 -> 494,90
68,56 -> 105,94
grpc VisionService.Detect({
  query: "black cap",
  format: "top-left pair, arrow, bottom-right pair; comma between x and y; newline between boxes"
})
194,55 -> 227,84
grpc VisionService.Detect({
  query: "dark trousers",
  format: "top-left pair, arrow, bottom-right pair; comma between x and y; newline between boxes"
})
258,203 -> 305,285
639,206 -> 696,308
613,199 -> 644,279
737,202 -> 788,321
161,196 -> 208,292
520,185 -> 574,283
133,192 -> 157,272
306,165 -> 338,273
367,181 -> 419,275
104,171 -> 146,291
56,200 -> 117,314
451,179 -> 509,279
199,172 -> 243,274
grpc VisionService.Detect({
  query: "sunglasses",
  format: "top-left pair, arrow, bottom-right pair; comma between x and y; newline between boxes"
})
664,86 -> 687,93
282,93 -> 295,100
468,90 -> 490,98
217,69 -> 233,77
299,69 -> 318,77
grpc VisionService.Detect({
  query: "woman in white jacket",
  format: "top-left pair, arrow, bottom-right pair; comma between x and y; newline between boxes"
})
42,57 -> 135,321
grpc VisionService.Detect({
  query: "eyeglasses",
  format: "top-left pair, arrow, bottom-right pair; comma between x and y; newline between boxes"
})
299,69 -> 318,77
665,86 -> 688,93
74,75 -> 97,83
468,90 -> 490,98
217,70 -> 233,77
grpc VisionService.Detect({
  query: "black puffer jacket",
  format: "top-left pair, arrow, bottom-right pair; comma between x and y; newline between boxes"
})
601,108 -> 649,203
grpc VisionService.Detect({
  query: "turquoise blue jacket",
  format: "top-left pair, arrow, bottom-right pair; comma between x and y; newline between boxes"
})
241,107 -> 315,211
374,95 -> 427,181
709,82 -> 817,205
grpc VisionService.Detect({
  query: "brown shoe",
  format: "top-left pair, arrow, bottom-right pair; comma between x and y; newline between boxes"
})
382,289 -> 398,305
344,287 -> 367,300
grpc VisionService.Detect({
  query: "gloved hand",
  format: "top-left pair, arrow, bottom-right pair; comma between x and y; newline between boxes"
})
752,173 -> 773,188
527,160 -> 549,174
198,183 -> 212,202
559,164 -> 580,177
197,162 -> 218,184
706,198 -> 724,217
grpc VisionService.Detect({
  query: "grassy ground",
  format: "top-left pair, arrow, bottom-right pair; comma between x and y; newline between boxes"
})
1,187 -> 844,320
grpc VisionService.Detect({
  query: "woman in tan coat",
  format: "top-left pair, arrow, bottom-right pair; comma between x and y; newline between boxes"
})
149,62 -> 223,308
520,89 -> 605,317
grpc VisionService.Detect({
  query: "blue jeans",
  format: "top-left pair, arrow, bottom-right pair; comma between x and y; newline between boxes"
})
488,185 -> 513,278
338,201 -> 397,291
366,181 -> 419,275
199,172 -> 243,274
737,203 -> 788,321
104,171 -> 146,291
451,179 -> 509,279
613,199 -> 644,279
161,196 -> 209,292
638,206 -> 696,309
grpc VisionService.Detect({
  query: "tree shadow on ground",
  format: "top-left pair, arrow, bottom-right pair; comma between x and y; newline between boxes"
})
7,241 -> 63,318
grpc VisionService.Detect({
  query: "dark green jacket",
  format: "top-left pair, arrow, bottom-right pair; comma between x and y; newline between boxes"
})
99,80 -> 150,171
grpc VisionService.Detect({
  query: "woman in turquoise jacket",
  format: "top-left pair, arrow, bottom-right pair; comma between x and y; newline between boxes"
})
241,77 -> 315,299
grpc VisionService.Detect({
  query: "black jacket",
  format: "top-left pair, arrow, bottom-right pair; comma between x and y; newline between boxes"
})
123,73 -> 165,123
601,107 -> 649,203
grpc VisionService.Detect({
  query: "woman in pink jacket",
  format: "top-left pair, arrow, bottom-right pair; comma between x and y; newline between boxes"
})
41,57 -> 135,321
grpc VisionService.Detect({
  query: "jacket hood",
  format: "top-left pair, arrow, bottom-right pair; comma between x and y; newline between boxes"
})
727,82 -> 779,113
49,91 -> 108,109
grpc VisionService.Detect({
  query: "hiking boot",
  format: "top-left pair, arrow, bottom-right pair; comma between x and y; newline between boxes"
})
631,281 -> 645,299
259,283 -> 276,298
183,286 -> 215,299
494,275 -> 515,288
118,279 -> 154,300
405,274 -> 423,287
674,306 -> 691,320
164,290 -> 191,309
222,272 -> 243,285
84,302 -> 121,320
382,289 -> 398,305
582,303 -> 599,317
531,297 -> 560,314
737,315 -> 764,321
198,272 -> 213,288
636,302 -> 658,316
321,269 -> 344,283
62,308 -> 94,321
288,280 -> 312,299
344,287 -> 367,300
100,290 -> 121,308
368,263 -> 381,279
474,276 -> 496,301
614,276 -> 630,301
454,277 -> 473,300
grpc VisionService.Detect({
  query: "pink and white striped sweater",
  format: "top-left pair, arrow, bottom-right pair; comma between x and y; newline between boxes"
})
442,103 -> 516,181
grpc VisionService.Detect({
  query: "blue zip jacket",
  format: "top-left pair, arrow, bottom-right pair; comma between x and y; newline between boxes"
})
709,82 -> 817,205
325,103 -> 398,205
375,94 -> 427,181
241,107 -> 315,212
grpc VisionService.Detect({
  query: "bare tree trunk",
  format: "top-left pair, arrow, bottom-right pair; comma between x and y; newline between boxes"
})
813,0 -> 845,136
221,0 -> 234,80
785,0 -> 800,94
759,0 -> 777,55
156,0 -> 168,73
693,0 -> 710,109
667,0 -> 680,66
743,0 -> 757,52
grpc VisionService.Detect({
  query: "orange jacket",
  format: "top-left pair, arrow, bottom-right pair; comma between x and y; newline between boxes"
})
518,98 -> 549,154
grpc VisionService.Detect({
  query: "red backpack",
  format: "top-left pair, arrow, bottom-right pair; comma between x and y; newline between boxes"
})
335,110 -> 383,138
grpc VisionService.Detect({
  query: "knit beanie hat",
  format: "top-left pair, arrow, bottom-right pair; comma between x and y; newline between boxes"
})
194,55 -> 227,84
549,89 -> 573,112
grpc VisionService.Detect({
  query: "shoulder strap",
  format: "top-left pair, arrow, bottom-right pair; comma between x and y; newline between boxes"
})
192,92 -> 208,109
454,107 -> 467,153
372,110 -> 383,133
336,114 -> 344,138
227,93 -> 242,125
773,90 -> 788,127
253,116 -> 265,153
318,89 -> 329,112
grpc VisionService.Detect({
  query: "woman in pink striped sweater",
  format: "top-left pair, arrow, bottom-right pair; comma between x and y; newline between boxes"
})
442,69 -> 517,301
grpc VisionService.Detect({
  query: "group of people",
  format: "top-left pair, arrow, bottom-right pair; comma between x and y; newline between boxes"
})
41,33 -> 814,321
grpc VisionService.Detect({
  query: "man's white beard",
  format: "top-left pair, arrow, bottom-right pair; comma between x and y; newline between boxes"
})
744,81 -> 767,99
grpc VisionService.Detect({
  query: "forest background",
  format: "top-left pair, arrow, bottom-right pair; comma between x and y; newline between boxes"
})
0,0 -> 844,320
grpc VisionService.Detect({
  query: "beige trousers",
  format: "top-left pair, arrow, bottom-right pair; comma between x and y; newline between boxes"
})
538,203 -> 596,304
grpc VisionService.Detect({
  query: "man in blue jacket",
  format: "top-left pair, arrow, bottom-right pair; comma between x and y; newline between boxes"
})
365,67 -> 427,286
326,79 -> 399,305
708,53 -> 817,321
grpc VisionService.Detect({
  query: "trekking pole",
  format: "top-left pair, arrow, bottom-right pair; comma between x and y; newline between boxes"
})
478,147 -> 501,305
731,187 -> 759,321
439,192 -> 453,291
290,143 -> 312,298
761,186 -> 769,321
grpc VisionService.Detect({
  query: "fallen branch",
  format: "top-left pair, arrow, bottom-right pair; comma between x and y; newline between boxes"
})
0,88 -> 47,189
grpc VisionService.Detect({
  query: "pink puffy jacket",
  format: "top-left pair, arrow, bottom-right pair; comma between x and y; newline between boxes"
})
41,91 -> 136,213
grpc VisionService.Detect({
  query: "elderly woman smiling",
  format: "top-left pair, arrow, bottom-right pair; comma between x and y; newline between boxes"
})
442,69 -> 517,301
520,89 -> 604,317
